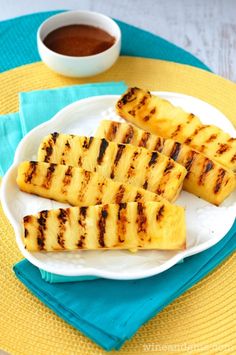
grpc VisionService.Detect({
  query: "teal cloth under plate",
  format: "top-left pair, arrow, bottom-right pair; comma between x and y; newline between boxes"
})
0,81 -> 128,282
14,222 -> 236,350
0,81 -> 127,175
0,113 -> 22,175
0,11 -> 210,73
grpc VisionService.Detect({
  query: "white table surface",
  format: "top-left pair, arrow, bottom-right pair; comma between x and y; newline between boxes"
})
0,1 -> 235,354
0,0 -> 236,82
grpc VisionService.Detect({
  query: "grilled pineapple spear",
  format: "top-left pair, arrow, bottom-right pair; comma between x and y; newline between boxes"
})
17,161 -> 169,206
96,120 -> 236,205
116,87 -> 236,172
37,133 -> 187,202
23,201 -> 186,252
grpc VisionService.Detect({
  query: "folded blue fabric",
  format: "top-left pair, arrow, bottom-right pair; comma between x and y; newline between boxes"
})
19,81 -> 127,135
0,81 -> 127,283
0,81 -> 127,174
0,113 -> 22,176
14,220 -> 236,350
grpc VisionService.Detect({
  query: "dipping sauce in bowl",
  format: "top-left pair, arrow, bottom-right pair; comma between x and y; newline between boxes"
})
43,24 -> 116,57
37,10 -> 121,77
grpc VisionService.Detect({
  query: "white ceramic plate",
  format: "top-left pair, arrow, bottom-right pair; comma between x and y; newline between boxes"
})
1,92 -> 236,280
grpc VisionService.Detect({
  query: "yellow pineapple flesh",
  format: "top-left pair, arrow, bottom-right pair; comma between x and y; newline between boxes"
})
116,87 -> 236,172
37,133 -> 187,202
17,161 -> 169,206
96,120 -> 235,205
23,201 -> 186,252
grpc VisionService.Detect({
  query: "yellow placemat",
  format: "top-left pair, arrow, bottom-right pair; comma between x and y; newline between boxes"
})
0,57 -> 236,355
0,56 -> 236,128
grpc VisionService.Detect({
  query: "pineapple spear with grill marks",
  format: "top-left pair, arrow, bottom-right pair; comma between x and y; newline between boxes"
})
37,133 -> 187,202
17,161 -> 169,206
23,201 -> 186,252
96,120 -> 236,205
116,87 -> 236,172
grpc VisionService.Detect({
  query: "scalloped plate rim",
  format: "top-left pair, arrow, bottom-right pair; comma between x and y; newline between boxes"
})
1,92 -> 235,280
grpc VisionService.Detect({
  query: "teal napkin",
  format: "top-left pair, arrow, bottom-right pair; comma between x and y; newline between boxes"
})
14,221 -> 236,350
0,81 -> 127,174
0,113 -> 22,175
0,81 -> 127,283
19,82 -> 127,135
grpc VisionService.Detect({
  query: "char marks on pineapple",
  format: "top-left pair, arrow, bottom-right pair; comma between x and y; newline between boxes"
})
231,154 -> 236,163
143,180 -> 148,189
23,216 -> 32,224
184,137 -> 192,145
134,192 -> 142,202
51,132 -> 59,143
115,184 -> 126,203
184,151 -> 197,176
24,228 -> 28,238
117,87 -> 137,108
156,205 -> 165,221
198,159 -> 214,185
43,163 -> 56,189
44,134 -> 58,162
117,203 -> 127,243
136,203 -> 147,235
110,144 -> 126,178
77,206 -> 88,248
96,181 -> 106,204
78,170 -> 91,200
58,208 -> 68,224
138,94 -> 149,108
148,152 -> 158,167
214,168 -> 226,193
169,142 -> 181,161
163,161 -> 175,175
114,144 -> 126,165
65,140 -> 70,149
126,151 -> 140,178
25,161 -> 38,183
80,206 -> 88,219
216,143 -> 230,155
206,134 -> 218,143
154,136 -> 164,152
23,216 -> 32,238
57,209 -> 68,248
37,210 -> 48,250
62,166 -> 73,187
186,125 -> 208,142
143,115 -> 150,122
171,124 -> 182,138
188,113 -> 195,121
138,132 -> 150,147
107,121 -> 119,141
98,206 -> 108,247
82,136 -> 94,149
97,138 -> 109,164
123,125 -> 135,143
78,156 -> 82,167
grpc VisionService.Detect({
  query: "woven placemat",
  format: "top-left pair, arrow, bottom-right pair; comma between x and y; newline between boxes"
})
0,57 -> 236,127
0,11 -> 210,73
0,57 -> 236,355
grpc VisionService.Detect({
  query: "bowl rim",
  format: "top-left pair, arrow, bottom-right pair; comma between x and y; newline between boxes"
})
37,10 -> 121,60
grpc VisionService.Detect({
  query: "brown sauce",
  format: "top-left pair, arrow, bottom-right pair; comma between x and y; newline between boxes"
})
43,24 -> 115,56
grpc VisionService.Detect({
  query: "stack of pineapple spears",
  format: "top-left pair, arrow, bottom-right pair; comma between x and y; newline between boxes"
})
17,87 -> 236,253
